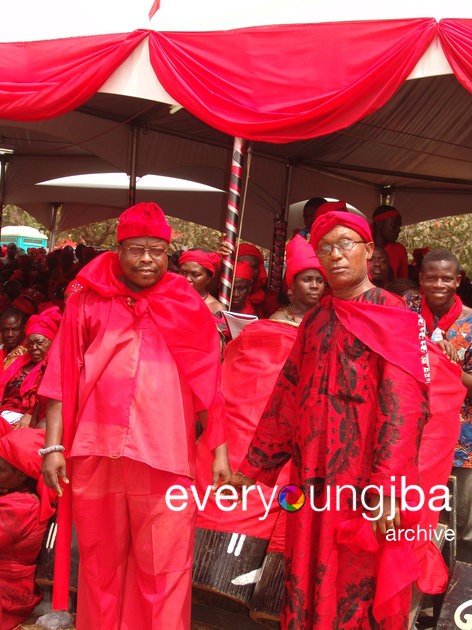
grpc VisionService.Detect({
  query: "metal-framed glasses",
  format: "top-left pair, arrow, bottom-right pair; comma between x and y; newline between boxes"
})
122,245 -> 168,259
316,239 -> 366,258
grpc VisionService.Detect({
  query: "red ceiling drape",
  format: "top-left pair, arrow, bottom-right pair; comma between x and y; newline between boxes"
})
0,19 -> 471,142
149,19 -> 437,142
0,30 -> 147,120
438,19 -> 472,93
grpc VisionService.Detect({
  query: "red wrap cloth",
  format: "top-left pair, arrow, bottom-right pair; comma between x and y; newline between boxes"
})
384,242 -> 409,279
285,235 -> 325,288
39,251 -> 226,610
239,287 -> 430,628
310,209 -> 373,248
26,305 -> 62,341
235,259 -> 254,282
0,429 -> 57,629
178,249 -> 221,276
196,320 -> 294,538
420,293 -> 463,336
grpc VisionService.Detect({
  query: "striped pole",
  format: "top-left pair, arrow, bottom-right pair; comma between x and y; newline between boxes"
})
219,137 -> 247,308
269,163 -> 292,291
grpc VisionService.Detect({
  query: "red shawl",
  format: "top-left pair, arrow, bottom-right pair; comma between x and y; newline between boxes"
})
420,293 -> 463,336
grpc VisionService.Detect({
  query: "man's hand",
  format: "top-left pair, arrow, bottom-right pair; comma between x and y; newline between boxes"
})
42,452 -> 69,497
211,443 -> 232,492
229,470 -> 256,494
369,496 -> 400,537
435,339 -> 459,363
218,239 -> 234,258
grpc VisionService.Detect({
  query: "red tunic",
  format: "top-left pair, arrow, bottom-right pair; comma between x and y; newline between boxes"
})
240,288 -> 429,629
0,492 -> 47,630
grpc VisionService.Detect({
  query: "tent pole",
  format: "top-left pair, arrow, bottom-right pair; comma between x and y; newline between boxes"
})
0,153 -> 11,235
48,203 -> 61,250
128,126 -> 138,207
269,162 -> 292,291
219,137 -> 247,308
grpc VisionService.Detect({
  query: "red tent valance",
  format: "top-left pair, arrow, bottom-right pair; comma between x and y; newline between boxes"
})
149,19 -> 437,141
0,19 -> 471,142
0,30 -> 147,120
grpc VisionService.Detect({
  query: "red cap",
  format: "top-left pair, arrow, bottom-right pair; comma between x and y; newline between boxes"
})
286,235 -> 325,288
26,305 -> 62,341
117,202 -> 172,243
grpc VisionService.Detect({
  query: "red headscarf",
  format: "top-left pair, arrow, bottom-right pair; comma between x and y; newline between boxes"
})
178,250 -> 221,276
372,207 -> 401,223
117,202 -> 172,243
235,260 -> 254,282
286,235 -> 325,288
0,428 -> 56,522
237,243 -> 268,304
26,306 -> 62,341
311,210 -> 373,250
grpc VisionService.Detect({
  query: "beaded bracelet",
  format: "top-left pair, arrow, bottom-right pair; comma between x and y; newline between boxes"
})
38,444 -> 65,457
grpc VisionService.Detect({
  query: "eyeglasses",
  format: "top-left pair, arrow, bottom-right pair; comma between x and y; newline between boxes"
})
122,245 -> 168,259
26,337 -> 51,350
316,239 -> 366,258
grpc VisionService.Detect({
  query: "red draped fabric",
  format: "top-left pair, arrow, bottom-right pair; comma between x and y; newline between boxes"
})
438,19 -> 472,93
0,19 -> 472,141
148,19 -> 436,141
0,30 -> 147,121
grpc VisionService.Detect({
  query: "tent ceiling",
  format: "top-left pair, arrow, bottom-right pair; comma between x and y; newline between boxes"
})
1,73 -> 472,248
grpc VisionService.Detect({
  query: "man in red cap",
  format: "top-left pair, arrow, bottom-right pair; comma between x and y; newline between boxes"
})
39,202 -> 230,629
232,210 -> 432,629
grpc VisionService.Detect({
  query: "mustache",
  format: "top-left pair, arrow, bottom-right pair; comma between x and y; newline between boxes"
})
131,265 -> 159,272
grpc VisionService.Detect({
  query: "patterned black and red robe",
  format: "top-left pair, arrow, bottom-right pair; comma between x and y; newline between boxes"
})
239,288 -> 430,630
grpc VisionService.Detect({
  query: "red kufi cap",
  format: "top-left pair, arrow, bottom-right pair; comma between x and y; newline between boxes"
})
117,202 -> 172,243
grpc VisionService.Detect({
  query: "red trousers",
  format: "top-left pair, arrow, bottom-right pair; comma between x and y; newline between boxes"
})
72,456 -> 196,630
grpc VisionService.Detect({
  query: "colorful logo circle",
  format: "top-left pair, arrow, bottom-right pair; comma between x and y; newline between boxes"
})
278,484 -> 306,512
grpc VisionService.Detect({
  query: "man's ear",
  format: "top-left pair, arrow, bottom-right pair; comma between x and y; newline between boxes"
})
364,241 -> 374,260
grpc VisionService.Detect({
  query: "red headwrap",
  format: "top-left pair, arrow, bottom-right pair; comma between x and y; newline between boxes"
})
26,305 -> 62,341
178,250 -> 221,276
117,202 -> 172,243
313,200 -> 347,222
235,260 -> 254,282
311,211 -> 373,250
237,243 -> 268,305
372,208 -> 401,223
286,235 -> 325,288
0,428 -> 56,522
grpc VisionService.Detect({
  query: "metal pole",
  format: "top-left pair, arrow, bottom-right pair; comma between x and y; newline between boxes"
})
48,203 -> 61,251
219,137 -> 247,308
0,155 -> 8,236
269,163 -> 292,291
128,126 -> 138,207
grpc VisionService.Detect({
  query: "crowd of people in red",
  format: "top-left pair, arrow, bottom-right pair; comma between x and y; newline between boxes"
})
0,199 -> 471,629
